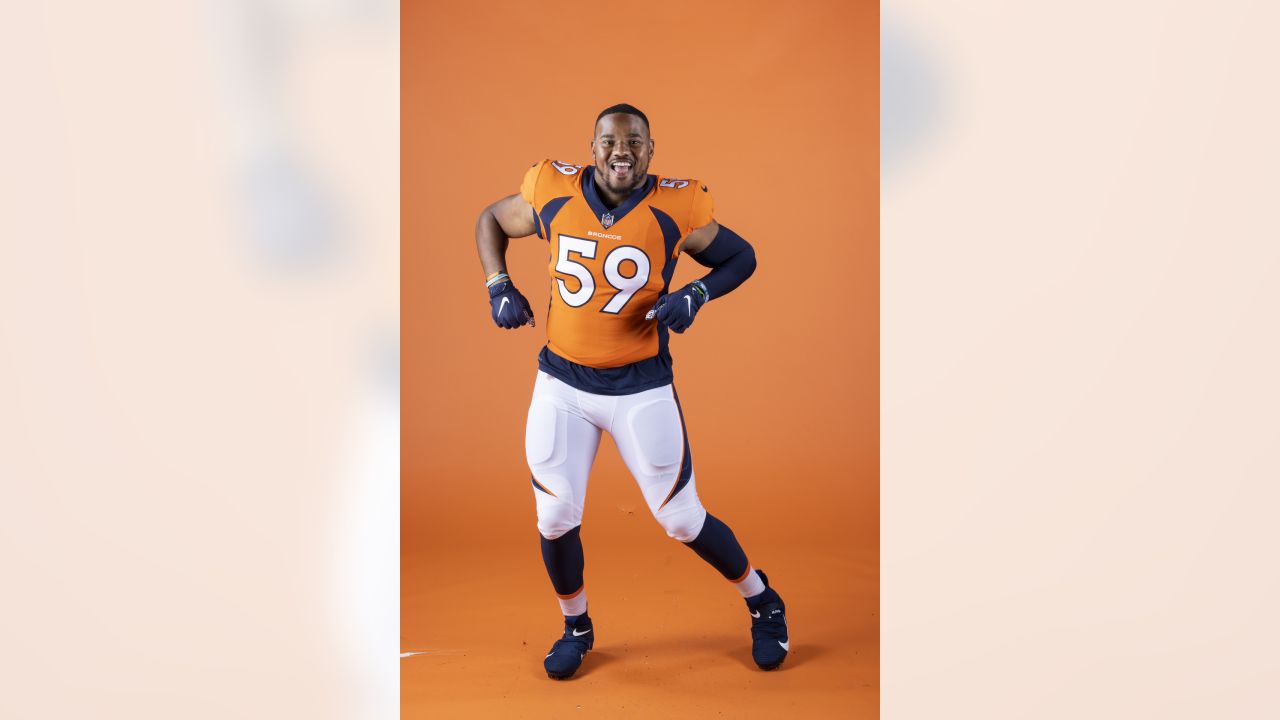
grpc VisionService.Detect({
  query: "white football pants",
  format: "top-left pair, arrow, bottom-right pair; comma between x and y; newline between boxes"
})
525,370 -> 708,542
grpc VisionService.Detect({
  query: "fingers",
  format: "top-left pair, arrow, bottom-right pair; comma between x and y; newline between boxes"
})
648,297 -> 667,321
652,290 -> 699,333
493,302 -> 521,329
655,296 -> 677,324
492,292 -> 536,329
519,298 -> 535,327
494,311 -> 518,329
657,308 -> 692,333
669,290 -> 699,333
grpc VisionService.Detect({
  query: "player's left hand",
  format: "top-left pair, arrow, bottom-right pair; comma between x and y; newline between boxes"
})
651,280 -> 708,334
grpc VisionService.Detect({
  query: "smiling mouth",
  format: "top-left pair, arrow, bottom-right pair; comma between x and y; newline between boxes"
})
608,161 -> 633,178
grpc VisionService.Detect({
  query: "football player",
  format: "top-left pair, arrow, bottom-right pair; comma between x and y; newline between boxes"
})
475,104 -> 787,679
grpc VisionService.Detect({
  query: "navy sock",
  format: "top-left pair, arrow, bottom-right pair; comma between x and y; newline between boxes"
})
540,525 -> 585,596
683,513 -> 750,581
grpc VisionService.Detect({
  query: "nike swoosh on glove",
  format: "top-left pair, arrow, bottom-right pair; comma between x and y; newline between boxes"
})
488,280 -> 534,329
653,280 -> 708,334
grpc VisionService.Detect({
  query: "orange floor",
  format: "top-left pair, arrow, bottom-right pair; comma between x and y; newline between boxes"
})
402,495 -> 878,718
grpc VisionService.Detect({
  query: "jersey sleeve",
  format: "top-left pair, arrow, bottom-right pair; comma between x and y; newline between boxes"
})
689,182 -> 715,230
519,161 -> 545,205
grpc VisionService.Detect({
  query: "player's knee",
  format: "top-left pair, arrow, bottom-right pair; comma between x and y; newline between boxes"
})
537,500 -> 581,539
656,504 -> 707,543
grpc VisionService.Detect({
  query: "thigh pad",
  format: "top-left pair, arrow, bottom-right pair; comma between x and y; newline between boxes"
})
624,398 -> 684,471
526,399 -> 569,468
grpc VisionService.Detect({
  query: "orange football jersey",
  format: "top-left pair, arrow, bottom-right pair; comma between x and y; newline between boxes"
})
520,159 -> 715,369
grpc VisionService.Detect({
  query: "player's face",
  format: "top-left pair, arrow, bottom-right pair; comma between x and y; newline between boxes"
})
591,114 -> 654,196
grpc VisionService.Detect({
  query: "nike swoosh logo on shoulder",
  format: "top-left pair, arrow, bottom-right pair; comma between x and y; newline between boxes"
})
572,627 -> 592,636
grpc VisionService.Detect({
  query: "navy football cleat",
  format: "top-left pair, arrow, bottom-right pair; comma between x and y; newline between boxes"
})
746,571 -> 788,670
544,614 -> 594,680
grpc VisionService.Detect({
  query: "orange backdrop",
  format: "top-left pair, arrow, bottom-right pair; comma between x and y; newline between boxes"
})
403,0 -> 878,716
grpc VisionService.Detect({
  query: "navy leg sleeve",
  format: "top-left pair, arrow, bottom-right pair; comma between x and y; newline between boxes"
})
540,525 -> 585,596
683,513 -> 751,581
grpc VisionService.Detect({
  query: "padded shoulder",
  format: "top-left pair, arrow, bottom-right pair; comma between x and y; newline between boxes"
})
648,173 -> 716,233
520,159 -> 587,207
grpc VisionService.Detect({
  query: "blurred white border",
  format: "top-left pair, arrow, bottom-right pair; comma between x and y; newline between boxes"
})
1,1 -> 399,717
884,1 -> 1280,717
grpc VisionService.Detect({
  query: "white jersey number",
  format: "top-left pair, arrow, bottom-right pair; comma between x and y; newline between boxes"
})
551,160 -> 583,176
555,236 -> 597,307
555,235 -> 651,313
600,246 -> 650,314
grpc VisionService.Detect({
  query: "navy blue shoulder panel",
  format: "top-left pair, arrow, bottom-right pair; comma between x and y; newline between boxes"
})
538,346 -> 673,395
539,196 -> 573,240
649,206 -> 683,290
648,206 -> 682,361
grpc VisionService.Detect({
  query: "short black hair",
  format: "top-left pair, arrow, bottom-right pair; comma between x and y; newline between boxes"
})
595,103 -> 649,132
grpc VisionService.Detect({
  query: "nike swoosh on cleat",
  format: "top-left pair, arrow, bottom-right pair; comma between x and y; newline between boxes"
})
750,610 -> 761,618
572,628 -> 592,636
778,640 -> 789,651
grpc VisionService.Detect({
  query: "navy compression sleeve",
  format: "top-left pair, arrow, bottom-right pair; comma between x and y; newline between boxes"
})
688,225 -> 757,301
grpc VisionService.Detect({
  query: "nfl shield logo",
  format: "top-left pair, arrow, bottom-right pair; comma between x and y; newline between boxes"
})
601,212 -> 615,229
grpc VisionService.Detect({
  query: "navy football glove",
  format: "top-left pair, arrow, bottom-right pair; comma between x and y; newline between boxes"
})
488,280 -> 534,329
652,280 -> 708,334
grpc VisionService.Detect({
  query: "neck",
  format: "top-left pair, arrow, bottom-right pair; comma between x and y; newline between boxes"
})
591,168 -> 644,210
598,185 -> 630,209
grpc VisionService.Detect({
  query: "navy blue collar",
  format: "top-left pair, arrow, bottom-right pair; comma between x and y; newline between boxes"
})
581,167 -> 656,229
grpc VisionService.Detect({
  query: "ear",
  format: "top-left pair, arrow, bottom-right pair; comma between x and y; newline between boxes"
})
649,138 -> 656,156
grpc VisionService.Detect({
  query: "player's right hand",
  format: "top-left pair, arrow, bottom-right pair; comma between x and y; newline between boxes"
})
488,280 -> 535,329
